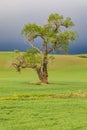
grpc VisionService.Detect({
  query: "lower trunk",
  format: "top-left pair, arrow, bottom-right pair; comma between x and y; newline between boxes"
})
41,76 -> 48,84
41,61 -> 48,84
36,66 -> 48,84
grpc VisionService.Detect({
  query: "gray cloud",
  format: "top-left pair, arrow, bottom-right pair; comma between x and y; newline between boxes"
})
0,0 -> 87,53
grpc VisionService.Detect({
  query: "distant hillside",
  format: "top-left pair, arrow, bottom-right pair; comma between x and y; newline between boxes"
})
0,52 -> 87,82
0,52 -> 87,69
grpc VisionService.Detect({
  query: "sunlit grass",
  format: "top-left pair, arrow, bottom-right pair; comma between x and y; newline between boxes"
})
0,52 -> 87,130
0,98 -> 87,130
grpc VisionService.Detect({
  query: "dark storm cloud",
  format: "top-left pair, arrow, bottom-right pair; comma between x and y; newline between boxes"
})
0,0 -> 87,54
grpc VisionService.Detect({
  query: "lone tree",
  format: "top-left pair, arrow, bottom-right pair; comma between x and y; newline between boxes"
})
13,13 -> 78,84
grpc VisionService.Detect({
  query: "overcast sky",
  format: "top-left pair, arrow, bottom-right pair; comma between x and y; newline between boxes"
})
0,0 -> 87,54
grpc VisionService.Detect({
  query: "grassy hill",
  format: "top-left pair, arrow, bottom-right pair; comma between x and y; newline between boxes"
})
0,52 -> 87,96
0,52 -> 87,130
0,52 -> 87,81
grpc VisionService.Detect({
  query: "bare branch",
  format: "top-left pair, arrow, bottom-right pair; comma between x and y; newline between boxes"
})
48,43 -> 62,53
26,39 -> 43,54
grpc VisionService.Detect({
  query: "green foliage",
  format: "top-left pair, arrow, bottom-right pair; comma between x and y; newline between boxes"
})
12,49 -> 42,72
21,24 -> 42,42
21,13 -> 78,54
62,17 -> 75,28
24,49 -> 41,65
48,55 -> 55,60
48,13 -> 63,23
13,49 -> 54,71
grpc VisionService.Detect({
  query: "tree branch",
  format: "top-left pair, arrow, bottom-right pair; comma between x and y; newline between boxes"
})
48,43 -> 62,53
47,42 -> 57,53
27,39 -> 42,54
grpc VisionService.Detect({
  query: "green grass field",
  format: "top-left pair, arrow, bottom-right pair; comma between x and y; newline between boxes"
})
0,52 -> 87,130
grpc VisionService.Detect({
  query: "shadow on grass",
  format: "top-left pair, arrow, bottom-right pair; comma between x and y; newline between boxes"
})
20,81 -> 71,87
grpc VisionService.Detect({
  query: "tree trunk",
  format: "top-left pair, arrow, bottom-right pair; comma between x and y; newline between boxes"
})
41,41 -> 48,84
36,41 -> 48,84
35,56 -> 48,84
41,55 -> 48,84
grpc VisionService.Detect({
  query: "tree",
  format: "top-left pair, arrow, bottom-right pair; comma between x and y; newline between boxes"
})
12,13 -> 78,84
